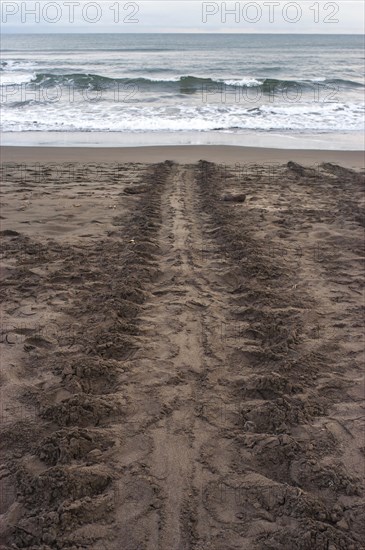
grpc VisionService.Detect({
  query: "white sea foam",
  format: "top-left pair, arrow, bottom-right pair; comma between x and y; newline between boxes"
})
0,72 -> 36,85
1,102 -> 363,133
223,78 -> 262,87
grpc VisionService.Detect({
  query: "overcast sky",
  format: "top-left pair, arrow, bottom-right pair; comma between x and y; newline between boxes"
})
1,1 -> 364,33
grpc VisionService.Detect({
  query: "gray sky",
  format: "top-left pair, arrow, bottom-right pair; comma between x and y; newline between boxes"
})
1,1 -> 364,33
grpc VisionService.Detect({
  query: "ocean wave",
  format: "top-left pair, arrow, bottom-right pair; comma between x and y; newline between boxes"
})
1,102 -> 363,133
2,72 -> 364,92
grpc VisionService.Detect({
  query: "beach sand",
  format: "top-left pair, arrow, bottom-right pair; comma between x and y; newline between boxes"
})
2,145 -> 365,167
0,147 -> 364,549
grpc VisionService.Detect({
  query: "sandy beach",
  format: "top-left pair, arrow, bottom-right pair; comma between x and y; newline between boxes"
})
2,145 -> 365,168
0,147 -> 364,549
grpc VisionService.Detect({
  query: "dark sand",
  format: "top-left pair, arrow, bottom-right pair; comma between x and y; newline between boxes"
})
0,149 -> 364,549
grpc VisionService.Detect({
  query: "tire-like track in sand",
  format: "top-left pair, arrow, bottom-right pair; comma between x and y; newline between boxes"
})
0,161 -> 364,550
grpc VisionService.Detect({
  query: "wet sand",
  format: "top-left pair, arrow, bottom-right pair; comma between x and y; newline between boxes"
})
0,150 -> 364,549
2,145 -> 365,168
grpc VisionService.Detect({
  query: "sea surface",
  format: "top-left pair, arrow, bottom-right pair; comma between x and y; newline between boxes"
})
1,33 -> 364,147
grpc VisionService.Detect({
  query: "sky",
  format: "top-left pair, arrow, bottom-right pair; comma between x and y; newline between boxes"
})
1,1 -> 364,34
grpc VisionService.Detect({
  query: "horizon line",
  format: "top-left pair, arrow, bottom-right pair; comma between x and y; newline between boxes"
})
2,31 -> 365,35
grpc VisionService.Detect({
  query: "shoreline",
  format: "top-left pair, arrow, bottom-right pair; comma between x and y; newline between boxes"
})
2,145 -> 364,168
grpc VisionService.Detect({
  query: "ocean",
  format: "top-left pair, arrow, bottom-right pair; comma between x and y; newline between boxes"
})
1,33 -> 364,148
